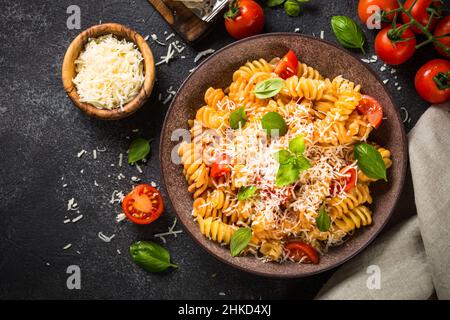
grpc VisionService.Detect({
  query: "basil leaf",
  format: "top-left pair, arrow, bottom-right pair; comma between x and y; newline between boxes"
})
276,162 -> 301,187
354,143 -> 387,181
129,241 -> 177,273
316,204 -> 331,232
296,0 -> 309,2
262,112 -> 288,137
294,155 -> 311,171
331,16 -> 366,54
230,228 -> 252,257
128,138 -> 151,164
230,107 -> 246,129
284,0 -> 301,16
267,0 -> 285,7
254,78 -> 284,99
289,135 -> 305,154
238,186 -> 257,201
274,150 -> 293,164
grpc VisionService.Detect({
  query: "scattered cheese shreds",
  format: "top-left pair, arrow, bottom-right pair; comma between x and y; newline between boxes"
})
98,232 -> 115,243
77,150 -> 87,158
153,218 -> 183,244
136,163 -> 143,173
119,153 -> 123,167
63,243 -> 72,250
72,215 -> 83,223
116,213 -> 126,223
93,149 -> 97,159
67,198 -> 78,211
194,49 -> 215,63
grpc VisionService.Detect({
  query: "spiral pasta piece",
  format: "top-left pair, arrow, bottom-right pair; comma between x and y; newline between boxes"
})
197,215 -> 237,244
260,241 -> 284,261
281,76 -> 328,101
334,205 -> 372,233
204,87 -> 225,110
232,58 -> 273,81
297,62 -> 323,80
178,142 -> 210,198
328,183 -> 372,218
327,91 -> 362,122
331,75 -> 361,94
195,106 -> 223,129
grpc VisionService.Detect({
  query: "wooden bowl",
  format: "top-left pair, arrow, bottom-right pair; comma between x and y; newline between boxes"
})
62,23 -> 155,120
160,33 -> 407,278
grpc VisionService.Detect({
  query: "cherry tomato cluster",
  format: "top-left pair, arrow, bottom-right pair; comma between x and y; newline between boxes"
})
358,0 -> 450,103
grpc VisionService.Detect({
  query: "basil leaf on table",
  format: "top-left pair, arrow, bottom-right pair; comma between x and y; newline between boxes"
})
129,241 -> 177,273
267,0 -> 285,7
331,16 -> 366,54
237,186 -> 257,201
289,135 -> 305,154
128,138 -> 151,164
284,0 -> 301,17
316,204 -> 331,232
254,78 -> 284,99
354,143 -> 387,181
230,107 -> 246,129
230,228 -> 252,257
262,112 -> 288,137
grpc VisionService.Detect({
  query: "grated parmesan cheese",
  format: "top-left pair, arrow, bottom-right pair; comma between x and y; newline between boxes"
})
73,34 -> 145,110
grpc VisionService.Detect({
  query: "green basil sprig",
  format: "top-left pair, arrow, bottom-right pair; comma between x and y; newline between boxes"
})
254,78 -> 284,99
128,138 -> 151,164
268,0 -> 309,17
129,241 -> 177,273
237,186 -> 257,201
331,16 -> 366,54
354,143 -> 387,181
275,135 -> 311,187
262,112 -> 288,137
230,107 -> 246,129
230,228 -> 252,257
316,204 -> 331,232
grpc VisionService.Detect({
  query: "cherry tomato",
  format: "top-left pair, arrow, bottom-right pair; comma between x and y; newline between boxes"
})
415,59 -> 450,104
285,241 -> 319,264
375,24 -> 416,65
356,95 -> 384,128
122,184 -> 164,225
210,154 -> 231,178
274,50 -> 299,80
224,0 -> 265,40
433,16 -> 450,58
402,0 -> 442,34
358,0 -> 399,26
330,166 -> 358,196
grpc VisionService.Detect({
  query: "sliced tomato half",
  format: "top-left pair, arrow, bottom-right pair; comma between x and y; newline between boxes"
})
356,95 -> 383,128
274,50 -> 299,80
122,184 -> 164,225
285,241 -> 319,264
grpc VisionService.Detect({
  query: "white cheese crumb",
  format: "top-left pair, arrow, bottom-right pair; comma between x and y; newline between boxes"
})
194,49 -> 215,63
63,243 -> 72,250
110,190 -> 125,204
151,34 -> 166,46
80,169 -> 84,174
158,93 -> 162,101
165,33 -> 175,41
117,249 -> 121,254
155,43 -> 175,66
96,147 -> 106,152
397,86 -> 402,91
116,213 -> 126,223
380,66 -> 387,72
67,198 -> 78,211
394,82 -> 399,86
136,163 -> 143,174
93,149 -> 97,160
45,262 -> 50,266
181,55 -> 185,59
391,69 -> 396,74
383,79 -> 389,84
76,250 -> 81,255
77,150 -> 87,158
153,218 -> 183,244
371,55 -> 378,61
94,180 -> 99,186
219,292 -> 226,296
132,129 -> 139,133
150,181 -> 157,187
62,184 -> 68,188
131,176 -> 141,182
63,219 -> 71,224
72,214 -> 83,223
320,30 -> 324,39
118,173 -> 125,180
144,35 -> 149,41
98,232 -> 115,243
119,153 -> 123,167
361,58 -> 371,63
294,28 -> 300,32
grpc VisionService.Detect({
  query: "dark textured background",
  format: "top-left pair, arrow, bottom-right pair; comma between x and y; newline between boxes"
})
0,0 -> 441,299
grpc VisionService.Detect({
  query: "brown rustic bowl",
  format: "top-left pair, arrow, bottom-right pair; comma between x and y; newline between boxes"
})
160,33 -> 407,277
62,23 -> 155,120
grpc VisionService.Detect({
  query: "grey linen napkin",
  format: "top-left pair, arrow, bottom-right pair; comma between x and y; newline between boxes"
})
316,102 -> 450,300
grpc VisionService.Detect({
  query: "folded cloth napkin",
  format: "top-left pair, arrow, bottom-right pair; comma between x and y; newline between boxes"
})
316,102 -> 450,300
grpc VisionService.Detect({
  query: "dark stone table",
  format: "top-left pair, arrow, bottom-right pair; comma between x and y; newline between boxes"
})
0,0 -> 438,299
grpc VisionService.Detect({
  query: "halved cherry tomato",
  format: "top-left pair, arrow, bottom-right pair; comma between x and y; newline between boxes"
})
122,184 -> 164,225
358,0 -> 399,26
402,0 -> 442,34
274,50 -> 299,80
356,95 -> 384,128
330,166 -> 358,196
415,59 -> 450,104
285,241 -> 319,264
433,16 -> 450,58
210,154 -> 231,178
375,24 -> 416,65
